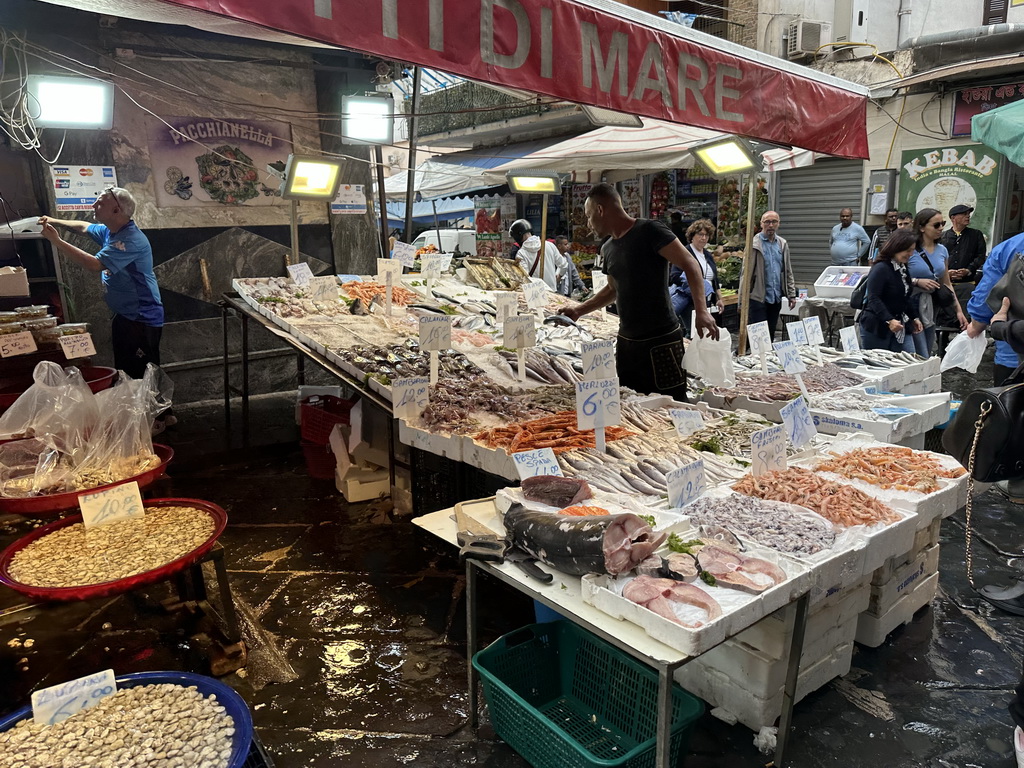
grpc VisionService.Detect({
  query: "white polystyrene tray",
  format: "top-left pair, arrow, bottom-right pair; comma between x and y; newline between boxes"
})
494,486 -> 684,532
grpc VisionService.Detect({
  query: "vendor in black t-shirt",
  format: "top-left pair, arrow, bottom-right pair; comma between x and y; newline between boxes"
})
562,183 -> 719,401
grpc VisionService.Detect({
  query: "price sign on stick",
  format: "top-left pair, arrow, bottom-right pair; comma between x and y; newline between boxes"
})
286,262 -> 313,286
523,280 -> 548,311
421,254 -> 445,279
496,293 -> 517,325
786,321 -> 809,346
419,316 -> 452,351
774,341 -> 807,375
392,376 -> 430,419
839,325 -> 861,354
59,333 -> 97,359
308,276 -> 339,302
32,669 -> 117,726
575,378 -> 621,430
513,448 -> 563,481
391,241 -> 416,268
376,258 -> 402,283
667,459 -> 705,509
581,339 -> 616,380
1,331 -> 38,358
780,395 -> 817,449
802,316 -> 825,345
503,316 -> 536,350
751,425 -> 787,476
669,408 -> 705,437
79,481 -> 145,529
748,321 -> 772,354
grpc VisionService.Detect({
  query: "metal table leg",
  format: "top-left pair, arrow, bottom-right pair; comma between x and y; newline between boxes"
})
775,592 -> 810,767
222,303 -> 231,429
241,312 -> 250,444
296,353 -> 305,386
210,546 -> 241,643
656,660 -> 685,768
466,559 -> 479,730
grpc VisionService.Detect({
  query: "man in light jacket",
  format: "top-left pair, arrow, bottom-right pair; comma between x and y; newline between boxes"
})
513,221 -> 567,292
747,210 -> 797,340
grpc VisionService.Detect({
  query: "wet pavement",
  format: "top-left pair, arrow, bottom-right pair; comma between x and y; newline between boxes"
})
1,377 -> 1023,767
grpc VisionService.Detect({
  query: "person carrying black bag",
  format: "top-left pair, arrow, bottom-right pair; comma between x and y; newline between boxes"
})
857,229 -> 922,351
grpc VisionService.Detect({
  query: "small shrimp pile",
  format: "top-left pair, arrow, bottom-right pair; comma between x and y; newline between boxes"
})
733,467 -> 900,527
451,328 -> 494,347
342,281 -> 417,306
472,411 -> 635,454
815,446 -> 966,494
559,505 -> 609,516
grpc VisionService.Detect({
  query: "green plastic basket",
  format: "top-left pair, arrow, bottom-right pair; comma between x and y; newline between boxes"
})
473,621 -> 703,768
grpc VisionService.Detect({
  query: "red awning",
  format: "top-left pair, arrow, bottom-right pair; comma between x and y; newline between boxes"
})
153,0 -> 869,159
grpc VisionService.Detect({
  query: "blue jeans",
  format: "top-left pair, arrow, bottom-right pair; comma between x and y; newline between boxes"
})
861,325 -> 902,352
903,326 -> 935,357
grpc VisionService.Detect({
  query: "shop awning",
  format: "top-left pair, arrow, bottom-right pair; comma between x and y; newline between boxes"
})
379,196 -> 476,229
63,0 -> 869,158
972,99 -> 1024,167
760,147 -> 817,172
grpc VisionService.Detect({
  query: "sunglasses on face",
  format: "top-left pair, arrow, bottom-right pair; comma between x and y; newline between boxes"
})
931,221 -> 946,228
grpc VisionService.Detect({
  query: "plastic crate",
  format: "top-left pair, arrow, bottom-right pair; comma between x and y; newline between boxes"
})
813,266 -> 869,298
300,395 -> 356,444
301,440 -> 336,479
473,621 -> 703,768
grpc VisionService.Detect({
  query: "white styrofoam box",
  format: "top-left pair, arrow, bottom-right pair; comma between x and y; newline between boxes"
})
867,544 -> 940,617
701,390 -> 787,422
336,465 -> 390,502
675,640 -> 854,731
731,576 -> 870,661
789,536 -> 866,602
461,437 -> 520,482
368,377 -> 392,400
922,355 -> 941,377
857,505 -> 918,574
872,517 -> 941,585
495,487 -> 684,532
581,549 -> 815,657
898,432 -> 926,449
810,407 -> 920,443
900,374 -> 942,396
855,571 -> 939,648
813,266 -> 870,298
398,420 -> 463,461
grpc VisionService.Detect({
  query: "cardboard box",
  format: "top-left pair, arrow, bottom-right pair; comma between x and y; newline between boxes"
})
0,266 -> 30,298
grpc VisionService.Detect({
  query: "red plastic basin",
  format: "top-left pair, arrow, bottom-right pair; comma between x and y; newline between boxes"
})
0,497 -> 227,602
0,443 -> 173,517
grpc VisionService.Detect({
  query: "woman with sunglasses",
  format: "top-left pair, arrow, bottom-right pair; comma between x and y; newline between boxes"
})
905,208 -> 967,356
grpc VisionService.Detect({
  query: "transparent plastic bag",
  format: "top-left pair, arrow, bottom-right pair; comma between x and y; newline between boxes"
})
940,331 -> 987,373
0,437 -> 73,498
0,361 -> 99,446
688,325 -> 736,388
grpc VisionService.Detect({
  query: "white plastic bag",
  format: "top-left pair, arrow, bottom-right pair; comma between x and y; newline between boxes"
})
940,331 -> 987,373
688,327 -> 735,388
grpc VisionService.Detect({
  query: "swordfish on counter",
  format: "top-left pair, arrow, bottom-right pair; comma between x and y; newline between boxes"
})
502,503 -> 665,577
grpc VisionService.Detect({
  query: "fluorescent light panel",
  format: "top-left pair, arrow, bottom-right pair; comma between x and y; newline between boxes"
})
691,138 -> 757,177
281,154 -> 343,200
506,170 -> 561,194
341,94 -> 394,145
27,75 -> 114,130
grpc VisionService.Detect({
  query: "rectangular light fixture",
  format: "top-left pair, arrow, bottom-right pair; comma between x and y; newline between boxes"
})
690,136 -> 758,177
26,75 -> 114,130
580,105 -> 643,128
506,169 -> 561,194
341,94 -> 395,145
280,154 -> 344,200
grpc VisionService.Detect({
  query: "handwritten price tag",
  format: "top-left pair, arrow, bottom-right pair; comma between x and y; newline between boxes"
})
786,321 -> 809,346
308,276 -> 339,302
512,448 -> 563,481
669,408 -> 705,437
780,395 -> 817,448
59,332 -> 97,359
667,459 -> 705,509
591,270 -> 608,295
751,425 -> 787,476
32,669 -> 117,726
392,376 -> 430,419
286,262 -> 314,286
495,293 -> 517,325
419,315 -> 452,351
79,481 -> 145,529
802,316 -> 825,345
581,339 -> 616,381
503,316 -> 536,349
376,258 -> 403,282
523,280 -> 548,310
575,378 -> 621,430
391,242 -> 417,268
773,341 -> 807,374
0,330 -> 37,358
748,321 -> 772,354
839,325 -> 861,354
421,254 -> 445,278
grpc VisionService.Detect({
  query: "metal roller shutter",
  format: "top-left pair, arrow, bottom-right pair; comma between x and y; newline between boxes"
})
774,159 -> 865,287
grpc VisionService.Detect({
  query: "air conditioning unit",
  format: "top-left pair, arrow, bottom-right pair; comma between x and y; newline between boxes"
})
786,20 -> 832,59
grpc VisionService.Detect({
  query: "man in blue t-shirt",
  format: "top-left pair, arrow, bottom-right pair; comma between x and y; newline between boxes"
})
39,187 -> 164,379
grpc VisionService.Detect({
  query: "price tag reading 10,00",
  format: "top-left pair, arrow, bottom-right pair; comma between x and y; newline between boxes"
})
503,316 -> 536,349
581,339 -> 615,380
574,378 -> 621,430
78,481 -> 145,529
512,448 -> 563,481
418,315 -> 452,351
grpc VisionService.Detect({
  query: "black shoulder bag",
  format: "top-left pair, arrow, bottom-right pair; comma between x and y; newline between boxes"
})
850,274 -> 868,310
918,250 -> 957,308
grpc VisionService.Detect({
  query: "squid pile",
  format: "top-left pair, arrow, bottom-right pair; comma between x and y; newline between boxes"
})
733,467 -> 900,527
682,494 -> 837,555
814,445 -> 965,493
710,364 -> 864,403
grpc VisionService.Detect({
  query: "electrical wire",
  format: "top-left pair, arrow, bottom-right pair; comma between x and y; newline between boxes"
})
0,29 -> 68,163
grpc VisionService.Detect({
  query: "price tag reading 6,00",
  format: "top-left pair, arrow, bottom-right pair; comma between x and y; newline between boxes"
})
512,448 -> 563,481
574,378 -> 621,430
32,669 -> 117,726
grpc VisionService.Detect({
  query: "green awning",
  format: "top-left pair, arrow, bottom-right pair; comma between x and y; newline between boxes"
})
972,99 -> 1024,167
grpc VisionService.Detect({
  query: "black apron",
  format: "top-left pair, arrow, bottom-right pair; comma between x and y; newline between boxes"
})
615,325 -> 688,402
